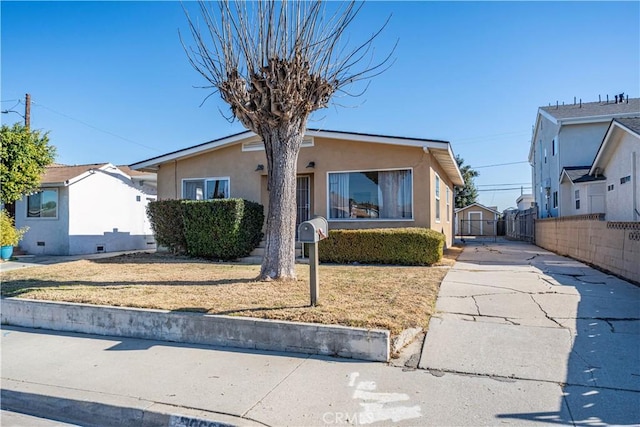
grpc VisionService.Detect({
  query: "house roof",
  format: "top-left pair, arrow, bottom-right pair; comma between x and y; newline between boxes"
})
529,98 -> 640,163
454,202 -> 501,215
560,166 -> 606,184
40,163 -> 156,187
539,98 -> 640,124
130,129 -> 465,186
41,163 -> 109,185
590,117 -> 640,175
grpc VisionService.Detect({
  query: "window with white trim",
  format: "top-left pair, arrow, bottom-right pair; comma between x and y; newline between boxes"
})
328,169 -> 412,220
575,189 -> 580,210
182,178 -> 230,200
435,174 -> 441,222
27,189 -> 58,218
446,187 -> 450,222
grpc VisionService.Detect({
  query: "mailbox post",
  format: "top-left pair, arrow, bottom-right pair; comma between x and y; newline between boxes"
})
297,216 -> 328,306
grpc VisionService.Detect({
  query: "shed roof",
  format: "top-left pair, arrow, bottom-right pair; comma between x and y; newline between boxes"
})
560,166 -> 606,184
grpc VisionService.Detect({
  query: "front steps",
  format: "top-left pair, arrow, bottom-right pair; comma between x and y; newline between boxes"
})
236,241 -> 307,265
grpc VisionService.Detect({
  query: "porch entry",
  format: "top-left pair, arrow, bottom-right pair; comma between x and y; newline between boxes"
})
296,175 -> 311,231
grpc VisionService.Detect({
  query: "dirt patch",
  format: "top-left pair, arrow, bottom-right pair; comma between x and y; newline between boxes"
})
1,248 -> 461,336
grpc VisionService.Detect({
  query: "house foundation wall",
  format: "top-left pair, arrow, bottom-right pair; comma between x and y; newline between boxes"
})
535,215 -> 640,283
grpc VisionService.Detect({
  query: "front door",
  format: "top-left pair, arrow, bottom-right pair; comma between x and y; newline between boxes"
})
296,176 -> 311,231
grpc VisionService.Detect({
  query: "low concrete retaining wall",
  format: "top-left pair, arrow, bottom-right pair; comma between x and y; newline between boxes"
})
536,216 -> 640,283
0,298 -> 390,362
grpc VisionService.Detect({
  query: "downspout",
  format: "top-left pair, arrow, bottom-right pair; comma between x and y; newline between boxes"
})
633,151 -> 638,221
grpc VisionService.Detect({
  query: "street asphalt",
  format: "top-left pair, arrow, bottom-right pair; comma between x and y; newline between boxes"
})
1,240 -> 639,426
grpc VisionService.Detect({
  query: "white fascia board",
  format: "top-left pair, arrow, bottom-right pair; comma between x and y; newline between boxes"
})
66,163 -> 116,186
305,130 -> 451,150
559,113 -> 635,126
529,113 -> 543,163
538,109 -> 559,125
588,120 -> 640,175
130,131 -> 255,170
590,121 -> 617,175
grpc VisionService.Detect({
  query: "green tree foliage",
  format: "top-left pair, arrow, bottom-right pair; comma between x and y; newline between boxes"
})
0,123 -> 56,204
455,155 -> 479,209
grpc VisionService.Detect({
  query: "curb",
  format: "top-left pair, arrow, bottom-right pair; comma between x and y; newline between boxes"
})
1,298 -> 390,362
1,379 -> 266,427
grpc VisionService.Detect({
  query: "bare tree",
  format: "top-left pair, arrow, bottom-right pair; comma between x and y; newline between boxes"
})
182,0 -> 392,280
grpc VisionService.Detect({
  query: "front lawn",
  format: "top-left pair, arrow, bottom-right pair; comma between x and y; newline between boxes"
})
1,247 -> 461,336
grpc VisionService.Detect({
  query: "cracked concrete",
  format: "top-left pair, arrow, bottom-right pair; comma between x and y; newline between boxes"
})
419,239 -> 640,425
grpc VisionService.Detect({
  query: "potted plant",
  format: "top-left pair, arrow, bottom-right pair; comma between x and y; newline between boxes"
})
0,209 -> 28,261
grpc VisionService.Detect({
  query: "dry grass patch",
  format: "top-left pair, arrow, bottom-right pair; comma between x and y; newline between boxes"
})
1,248 -> 462,336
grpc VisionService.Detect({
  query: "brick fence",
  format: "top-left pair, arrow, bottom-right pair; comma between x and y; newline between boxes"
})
536,214 -> 640,283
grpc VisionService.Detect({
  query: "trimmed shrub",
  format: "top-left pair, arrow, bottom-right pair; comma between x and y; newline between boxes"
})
146,199 -> 264,259
318,228 -> 444,266
146,200 -> 187,253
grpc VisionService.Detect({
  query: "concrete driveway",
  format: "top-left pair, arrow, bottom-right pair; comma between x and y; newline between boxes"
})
419,239 -> 640,425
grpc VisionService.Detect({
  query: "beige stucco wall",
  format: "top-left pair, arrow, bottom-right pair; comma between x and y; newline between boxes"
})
536,216 -> 639,283
155,136 -> 456,247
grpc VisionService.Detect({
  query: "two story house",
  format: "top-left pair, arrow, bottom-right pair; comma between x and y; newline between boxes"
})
529,95 -> 639,218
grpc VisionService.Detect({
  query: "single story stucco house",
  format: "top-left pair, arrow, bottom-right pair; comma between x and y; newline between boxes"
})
130,129 -> 464,247
15,163 -> 157,255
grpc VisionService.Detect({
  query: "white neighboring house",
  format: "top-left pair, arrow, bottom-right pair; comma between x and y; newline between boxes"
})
516,194 -> 535,211
590,117 -> 640,221
15,163 -> 157,255
529,96 -> 639,218
559,166 -> 606,216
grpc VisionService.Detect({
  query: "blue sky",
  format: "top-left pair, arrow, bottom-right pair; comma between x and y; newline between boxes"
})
2,1 -> 639,211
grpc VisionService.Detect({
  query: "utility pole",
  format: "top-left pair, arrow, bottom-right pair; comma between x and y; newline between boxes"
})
25,93 -> 31,130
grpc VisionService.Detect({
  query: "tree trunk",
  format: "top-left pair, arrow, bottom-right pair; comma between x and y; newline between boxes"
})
259,121 -> 305,280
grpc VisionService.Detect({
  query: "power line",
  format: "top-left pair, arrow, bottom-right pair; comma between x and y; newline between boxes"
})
473,160 -> 529,169
476,182 -> 531,187
31,100 -> 162,153
1,99 -> 19,103
455,130 -> 530,145
477,187 -> 532,192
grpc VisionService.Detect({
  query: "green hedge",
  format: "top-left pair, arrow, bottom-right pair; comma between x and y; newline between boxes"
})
317,228 -> 444,266
146,199 -> 264,260
146,200 -> 186,253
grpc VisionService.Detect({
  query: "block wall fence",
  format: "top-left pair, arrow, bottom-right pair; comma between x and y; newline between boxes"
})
536,214 -> 640,283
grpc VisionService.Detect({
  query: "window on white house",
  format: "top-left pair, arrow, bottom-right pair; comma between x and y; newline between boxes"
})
435,174 -> 441,222
182,178 -> 230,200
553,191 -> 558,208
552,139 -> 555,156
328,169 -> 412,220
446,187 -> 451,222
575,189 -> 580,210
27,189 -> 58,218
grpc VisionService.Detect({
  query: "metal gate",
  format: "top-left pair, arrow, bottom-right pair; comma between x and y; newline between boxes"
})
504,207 -> 537,243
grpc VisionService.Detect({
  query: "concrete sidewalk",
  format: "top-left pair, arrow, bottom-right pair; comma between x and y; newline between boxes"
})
2,240 -> 639,426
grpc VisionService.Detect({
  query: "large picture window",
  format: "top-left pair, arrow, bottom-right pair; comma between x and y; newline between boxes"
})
27,189 -> 58,218
328,169 -> 412,220
182,178 -> 230,200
